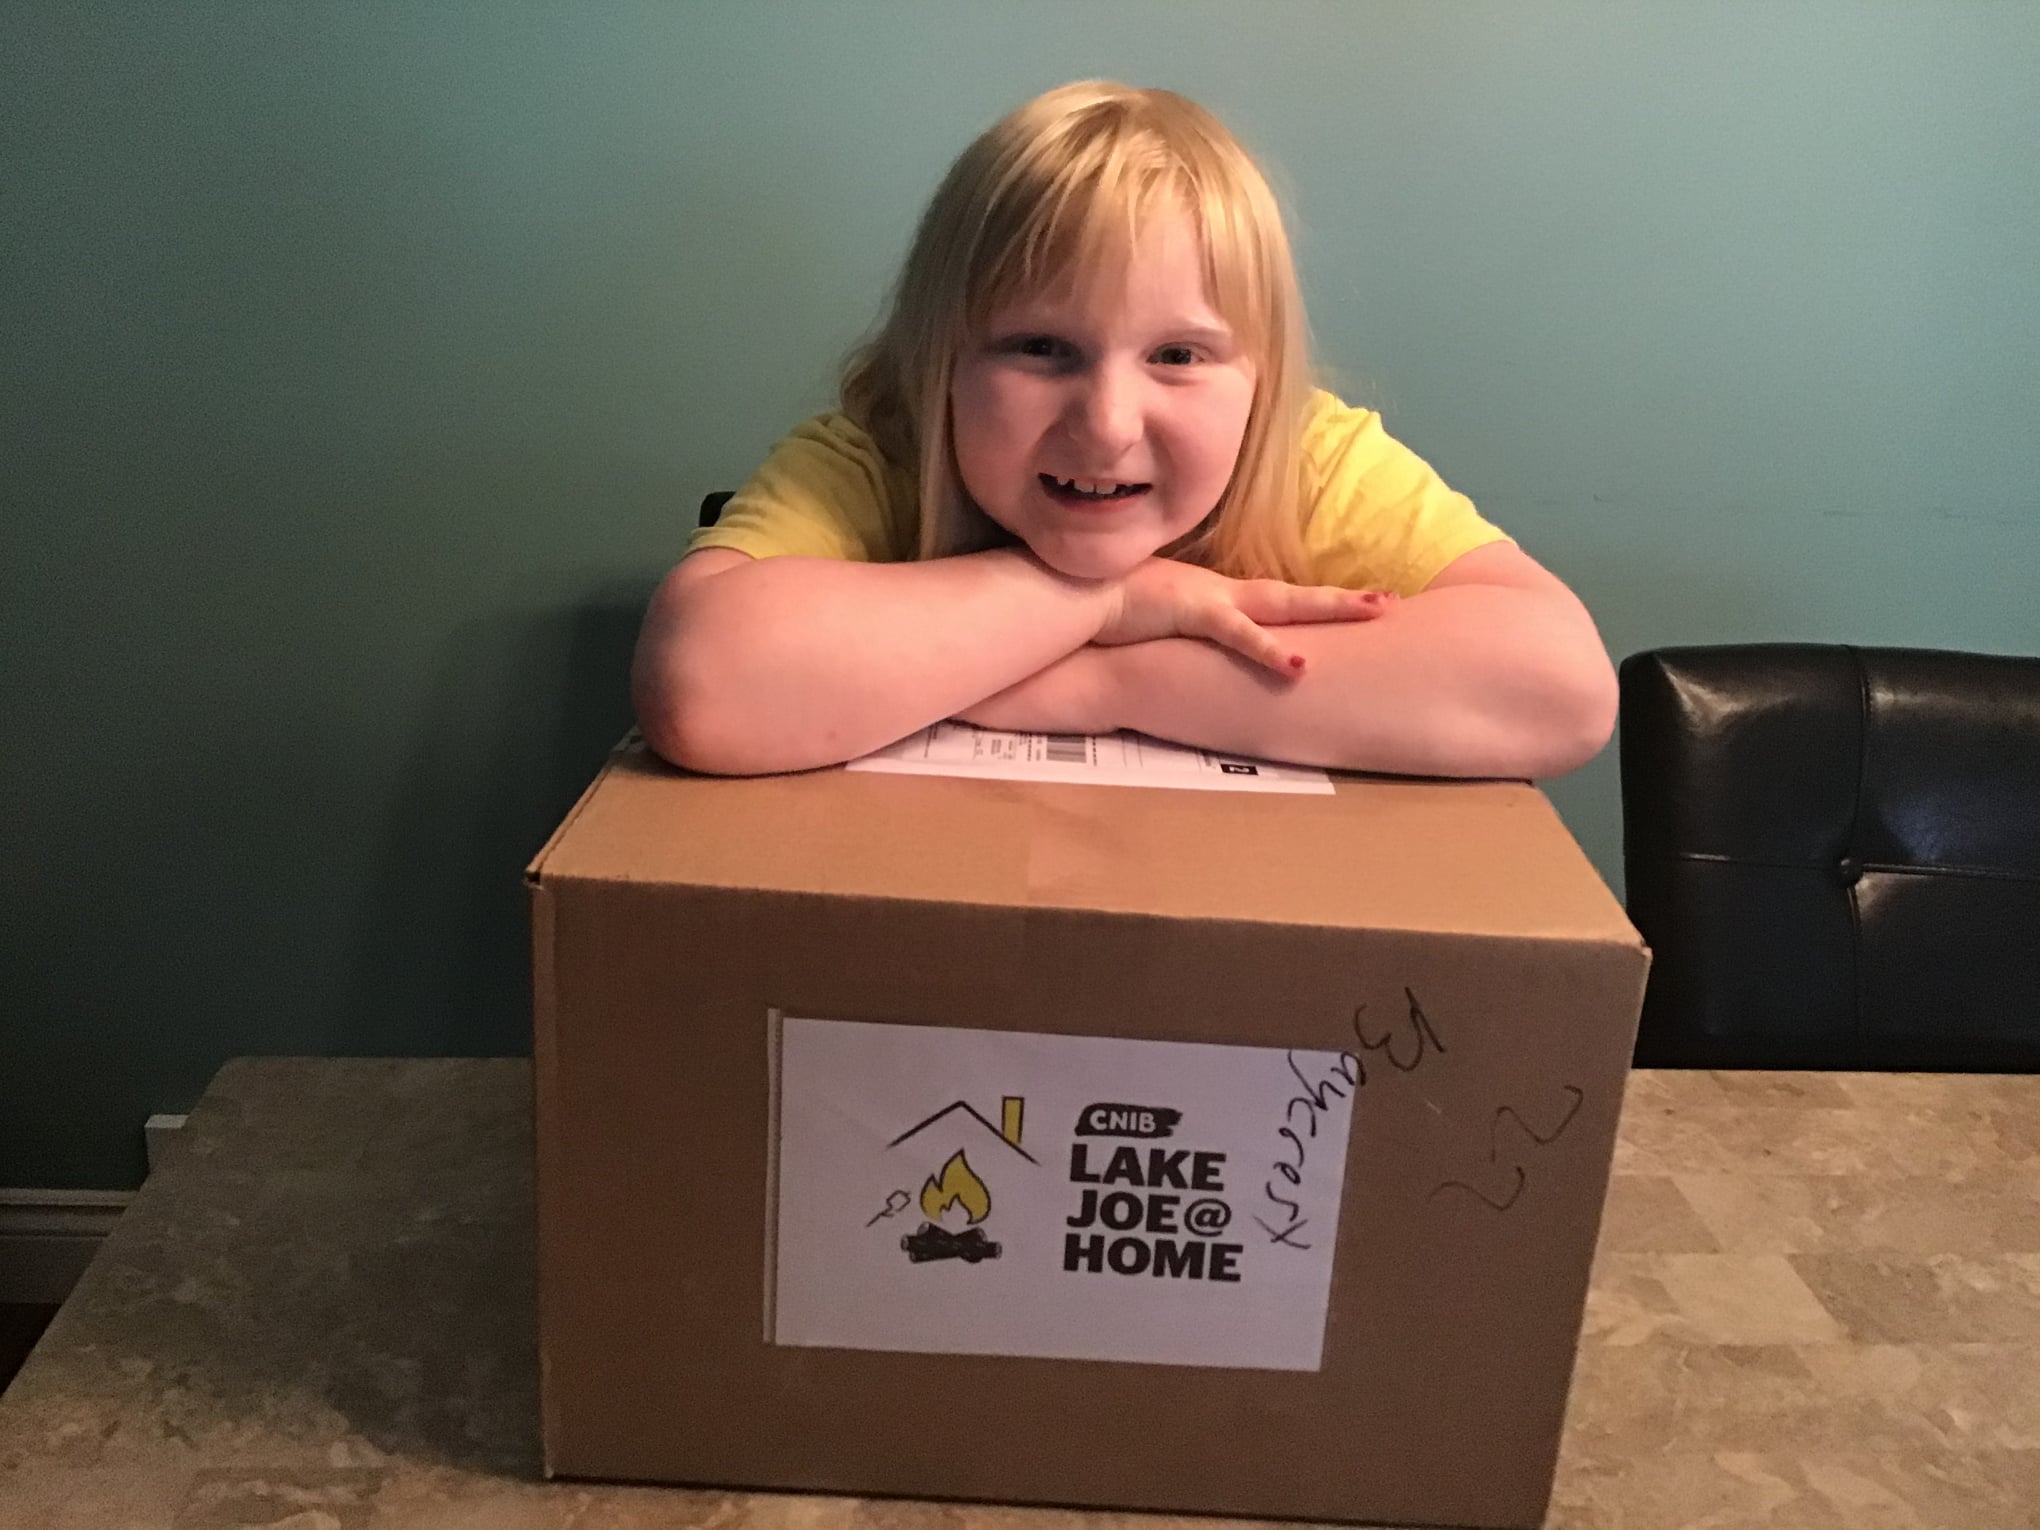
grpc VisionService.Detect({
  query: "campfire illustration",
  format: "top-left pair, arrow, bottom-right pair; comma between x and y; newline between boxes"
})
879,1095 -> 1033,1265
902,1151 -> 1000,1263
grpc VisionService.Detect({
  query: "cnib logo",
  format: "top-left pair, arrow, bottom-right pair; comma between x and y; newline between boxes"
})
1075,1102 -> 1181,1139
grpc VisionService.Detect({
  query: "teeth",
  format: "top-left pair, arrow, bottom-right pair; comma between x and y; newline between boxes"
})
1050,476 -> 1142,497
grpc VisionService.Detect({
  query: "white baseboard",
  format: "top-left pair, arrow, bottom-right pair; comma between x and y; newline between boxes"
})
0,1189 -> 134,1304
144,1114 -> 188,1175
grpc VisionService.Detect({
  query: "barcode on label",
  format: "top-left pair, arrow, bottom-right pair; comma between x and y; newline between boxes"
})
1044,734 -> 1090,765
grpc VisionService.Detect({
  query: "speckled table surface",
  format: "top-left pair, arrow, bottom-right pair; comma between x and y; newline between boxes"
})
2,1059 -> 2035,1529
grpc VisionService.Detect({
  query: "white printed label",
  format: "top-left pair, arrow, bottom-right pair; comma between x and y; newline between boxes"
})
846,723 -> 1335,794
768,1016 -> 1356,1370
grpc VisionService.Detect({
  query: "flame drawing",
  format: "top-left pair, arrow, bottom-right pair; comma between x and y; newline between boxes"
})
919,1151 -> 991,1225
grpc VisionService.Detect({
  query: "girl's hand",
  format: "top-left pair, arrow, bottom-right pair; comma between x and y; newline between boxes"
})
1096,558 -> 1396,676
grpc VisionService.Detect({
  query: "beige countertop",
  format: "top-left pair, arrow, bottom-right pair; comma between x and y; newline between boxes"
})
2,1059 -> 2035,1529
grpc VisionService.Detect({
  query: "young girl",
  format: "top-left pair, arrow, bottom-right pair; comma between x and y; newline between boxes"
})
632,81 -> 1617,779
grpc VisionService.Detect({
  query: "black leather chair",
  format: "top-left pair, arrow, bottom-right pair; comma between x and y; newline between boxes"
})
1620,644 -> 2040,1071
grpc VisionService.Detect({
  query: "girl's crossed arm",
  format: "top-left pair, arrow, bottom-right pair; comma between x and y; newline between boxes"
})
962,542 -> 1618,780
631,547 -> 1385,775
632,547 -> 1108,776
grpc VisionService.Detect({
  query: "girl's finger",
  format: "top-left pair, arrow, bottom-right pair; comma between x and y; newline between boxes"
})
1198,605 -> 1301,676
1296,588 -> 1395,624
1239,584 -> 1396,626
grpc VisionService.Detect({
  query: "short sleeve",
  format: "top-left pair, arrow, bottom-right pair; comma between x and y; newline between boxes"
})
687,412 -> 919,564
1298,391 -> 1511,595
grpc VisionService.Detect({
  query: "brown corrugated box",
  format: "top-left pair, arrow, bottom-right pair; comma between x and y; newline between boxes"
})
528,736 -> 1649,1529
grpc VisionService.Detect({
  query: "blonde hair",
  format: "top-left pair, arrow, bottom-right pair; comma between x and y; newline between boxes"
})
840,81 -> 1315,582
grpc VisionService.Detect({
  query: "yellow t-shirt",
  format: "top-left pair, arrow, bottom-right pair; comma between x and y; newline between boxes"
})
689,390 -> 1509,595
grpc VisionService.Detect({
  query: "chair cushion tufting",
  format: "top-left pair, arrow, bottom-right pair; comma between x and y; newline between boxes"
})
1619,644 -> 2040,1071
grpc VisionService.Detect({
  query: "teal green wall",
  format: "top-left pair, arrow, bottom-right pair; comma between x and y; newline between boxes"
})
6,4 -> 2035,1188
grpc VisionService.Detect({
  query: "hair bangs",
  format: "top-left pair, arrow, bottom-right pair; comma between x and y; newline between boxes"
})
970,130 -> 1178,330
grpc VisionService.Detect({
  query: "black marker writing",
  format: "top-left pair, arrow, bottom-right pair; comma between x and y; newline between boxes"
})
1252,1213 -> 1313,1248
1430,1086 -> 1586,1212
1259,1048 -> 1363,1250
1350,988 -> 1447,1082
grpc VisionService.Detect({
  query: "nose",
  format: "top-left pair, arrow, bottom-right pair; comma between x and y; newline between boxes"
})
1065,357 -> 1142,459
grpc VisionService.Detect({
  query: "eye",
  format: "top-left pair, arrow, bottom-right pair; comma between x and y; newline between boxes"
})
1152,344 -> 1200,367
1011,335 -> 1068,360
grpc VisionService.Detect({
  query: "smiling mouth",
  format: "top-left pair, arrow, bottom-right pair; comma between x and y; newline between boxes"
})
1040,474 -> 1152,504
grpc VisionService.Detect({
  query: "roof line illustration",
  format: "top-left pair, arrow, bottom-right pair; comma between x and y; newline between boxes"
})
886,1100 -> 1039,1163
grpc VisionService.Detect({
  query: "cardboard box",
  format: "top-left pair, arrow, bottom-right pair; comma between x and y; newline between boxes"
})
528,738 -> 1649,1529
